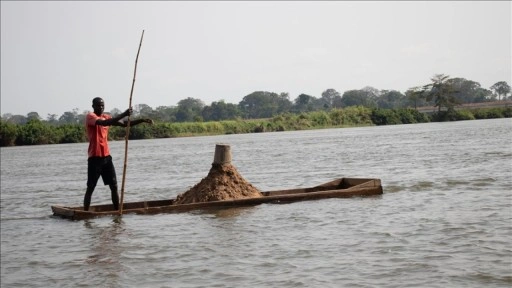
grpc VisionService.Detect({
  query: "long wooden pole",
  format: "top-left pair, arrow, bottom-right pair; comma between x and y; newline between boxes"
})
119,30 -> 145,215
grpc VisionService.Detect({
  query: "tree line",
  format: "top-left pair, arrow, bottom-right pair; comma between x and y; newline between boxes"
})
2,76 -> 511,125
1,76 -> 510,146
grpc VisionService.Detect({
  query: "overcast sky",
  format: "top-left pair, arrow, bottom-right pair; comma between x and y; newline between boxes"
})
1,1 -> 511,118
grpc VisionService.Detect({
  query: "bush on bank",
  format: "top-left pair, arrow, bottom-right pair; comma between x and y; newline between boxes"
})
1,106 -> 510,147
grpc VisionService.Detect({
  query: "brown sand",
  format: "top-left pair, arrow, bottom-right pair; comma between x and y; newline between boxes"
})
174,163 -> 263,204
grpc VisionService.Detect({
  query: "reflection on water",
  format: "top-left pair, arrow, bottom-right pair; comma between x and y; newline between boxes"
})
83,217 -> 125,287
192,206 -> 257,218
84,217 -> 124,263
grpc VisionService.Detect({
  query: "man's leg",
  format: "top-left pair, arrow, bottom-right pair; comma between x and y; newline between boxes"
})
110,184 -> 120,210
86,157 -> 100,211
84,186 -> 95,211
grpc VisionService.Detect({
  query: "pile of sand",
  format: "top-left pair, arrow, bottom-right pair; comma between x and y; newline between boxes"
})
174,163 -> 263,204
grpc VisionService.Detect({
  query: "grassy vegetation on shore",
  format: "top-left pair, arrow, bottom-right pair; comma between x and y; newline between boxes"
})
1,106 -> 510,147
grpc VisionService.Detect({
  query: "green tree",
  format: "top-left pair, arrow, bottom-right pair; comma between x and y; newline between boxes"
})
76,111 -> 87,124
57,124 -> 86,143
340,88 -> 378,108
135,103 -> 155,118
377,90 -> 405,109
175,97 -> 204,122
27,112 -> 41,121
362,86 -> 380,105
59,108 -> 80,124
490,81 -> 511,101
202,100 -> 241,121
447,78 -> 491,103
277,92 -> 293,114
320,89 -> 341,109
405,87 -> 427,109
370,109 -> 401,125
332,95 -> 343,108
239,91 -> 283,119
340,90 -> 363,107
0,119 -> 18,146
46,114 -> 59,125
293,93 -> 317,113
6,115 -> 27,125
154,106 -> 176,122
16,119 -> 58,145
421,74 -> 460,112
110,108 -> 122,116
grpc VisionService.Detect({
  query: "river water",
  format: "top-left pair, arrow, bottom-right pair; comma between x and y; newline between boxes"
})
1,118 -> 511,287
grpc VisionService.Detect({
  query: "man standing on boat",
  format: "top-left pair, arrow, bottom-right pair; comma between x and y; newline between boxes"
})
84,97 -> 153,211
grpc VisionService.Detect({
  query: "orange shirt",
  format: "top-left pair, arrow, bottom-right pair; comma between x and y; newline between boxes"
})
86,112 -> 112,158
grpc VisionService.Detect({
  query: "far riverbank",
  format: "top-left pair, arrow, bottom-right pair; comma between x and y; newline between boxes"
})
1,106 -> 511,147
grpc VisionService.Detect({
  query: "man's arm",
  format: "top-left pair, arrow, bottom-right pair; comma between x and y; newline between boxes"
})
111,118 -> 154,127
130,119 -> 154,126
96,109 -> 131,126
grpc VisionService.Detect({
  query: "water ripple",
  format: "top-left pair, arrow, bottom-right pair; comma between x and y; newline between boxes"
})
1,119 -> 512,287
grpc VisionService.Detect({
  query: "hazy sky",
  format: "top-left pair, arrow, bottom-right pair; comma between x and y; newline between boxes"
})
1,1 -> 511,118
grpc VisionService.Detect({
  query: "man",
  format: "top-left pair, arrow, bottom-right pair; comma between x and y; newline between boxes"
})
84,97 -> 153,211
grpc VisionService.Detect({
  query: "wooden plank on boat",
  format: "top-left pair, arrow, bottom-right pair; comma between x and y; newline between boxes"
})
51,177 -> 383,220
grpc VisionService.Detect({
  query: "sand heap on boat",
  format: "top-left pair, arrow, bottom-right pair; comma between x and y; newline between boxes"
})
174,144 -> 263,204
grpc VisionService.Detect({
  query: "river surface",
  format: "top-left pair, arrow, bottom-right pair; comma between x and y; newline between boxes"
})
1,118 -> 511,288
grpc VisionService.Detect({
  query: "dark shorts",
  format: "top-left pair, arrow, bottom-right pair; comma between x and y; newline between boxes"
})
87,155 -> 117,188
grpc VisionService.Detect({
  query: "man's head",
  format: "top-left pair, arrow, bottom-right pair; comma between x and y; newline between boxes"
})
92,97 -> 105,115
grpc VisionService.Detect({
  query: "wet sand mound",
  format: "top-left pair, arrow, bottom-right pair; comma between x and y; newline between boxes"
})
174,162 -> 263,205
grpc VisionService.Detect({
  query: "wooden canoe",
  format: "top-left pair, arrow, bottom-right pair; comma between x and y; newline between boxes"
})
51,178 -> 382,220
